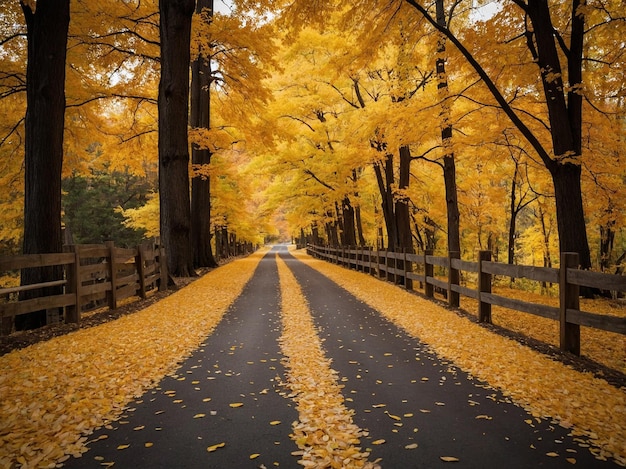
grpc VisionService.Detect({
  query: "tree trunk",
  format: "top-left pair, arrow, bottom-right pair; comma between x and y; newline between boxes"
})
191,0 -> 218,268
355,204 -> 366,246
507,164 -> 518,266
373,153 -> 397,251
436,0 -> 461,255
158,0 -> 195,277
16,0 -> 70,331
526,1 -> 591,270
550,162 -> 591,269
342,197 -> 357,246
396,146 -> 413,250
396,145 -> 414,287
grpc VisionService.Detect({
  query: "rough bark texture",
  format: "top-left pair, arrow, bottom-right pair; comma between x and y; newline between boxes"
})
158,0 -> 195,277
525,0 -> 591,269
190,0 -> 218,268
436,0 -> 461,256
16,0 -> 70,331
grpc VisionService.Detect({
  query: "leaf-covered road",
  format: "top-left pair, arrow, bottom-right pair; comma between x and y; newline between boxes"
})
3,246 -> 625,468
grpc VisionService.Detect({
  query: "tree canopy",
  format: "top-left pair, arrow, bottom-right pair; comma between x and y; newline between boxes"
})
0,0 -> 624,275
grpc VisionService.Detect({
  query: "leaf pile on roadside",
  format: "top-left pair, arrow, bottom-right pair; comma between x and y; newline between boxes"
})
294,251 -> 626,467
276,256 -> 380,469
0,250 -> 267,468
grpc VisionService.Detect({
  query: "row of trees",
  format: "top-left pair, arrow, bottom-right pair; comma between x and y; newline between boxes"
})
1,0 -> 276,328
0,1 -> 624,327
266,0 -> 625,275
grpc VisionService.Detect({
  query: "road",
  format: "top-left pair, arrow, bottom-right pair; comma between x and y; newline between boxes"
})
61,246 -> 618,468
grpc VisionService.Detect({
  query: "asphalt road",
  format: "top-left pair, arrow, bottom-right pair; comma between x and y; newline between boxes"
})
61,246 -> 619,468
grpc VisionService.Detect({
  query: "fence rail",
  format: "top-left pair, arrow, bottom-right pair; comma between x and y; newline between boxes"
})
306,244 -> 626,356
1,240 -> 167,335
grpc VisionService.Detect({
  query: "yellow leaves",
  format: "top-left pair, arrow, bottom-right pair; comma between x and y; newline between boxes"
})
296,251 -> 626,466
276,256 -> 379,469
405,443 -> 418,450
0,250 -> 267,468
193,413 -> 206,418
117,444 -> 130,450
250,453 -> 260,459
371,439 -> 386,445
384,411 -> 401,421
144,442 -> 153,448
269,420 -> 281,426
440,456 -> 460,462
229,402 -> 244,408
207,442 -> 226,452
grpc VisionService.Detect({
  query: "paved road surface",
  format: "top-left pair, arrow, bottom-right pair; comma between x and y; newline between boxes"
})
62,246 -> 618,468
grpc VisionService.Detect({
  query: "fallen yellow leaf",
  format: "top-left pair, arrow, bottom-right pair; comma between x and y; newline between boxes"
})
145,442 -> 153,448
207,442 -> 226,452
405,443 -> 418,449
371,439 -> 386,445
193,413 -> 206,418
229,402 -> 243,408
270,420 -> 281,425
117,444 -> 130,450
440,456 -> 460,462
250,453 -> 260,459
547,452 -> 559,457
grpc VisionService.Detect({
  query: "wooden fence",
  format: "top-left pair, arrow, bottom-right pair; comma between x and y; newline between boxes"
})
0,240 -> 167,335
306,244 -> 626,356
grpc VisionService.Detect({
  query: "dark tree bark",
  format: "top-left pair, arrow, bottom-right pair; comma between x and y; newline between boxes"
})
341,197 -> 357,246
396,146 -> 413,250
191,0 -> 218,268
524,0 -> 591,270
435,0 -> 461,256
373,151 -> 397,251
158,0 -> 195,277
16,0 -> 70,331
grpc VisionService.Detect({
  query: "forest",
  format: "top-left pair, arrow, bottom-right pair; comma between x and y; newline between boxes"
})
0,1 -> 624,322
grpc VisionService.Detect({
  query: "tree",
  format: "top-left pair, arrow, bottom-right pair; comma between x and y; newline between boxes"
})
158,0 -> 195,277
16,0 -> 70,330
190,0 -> 218,268
402,0 -> 617,270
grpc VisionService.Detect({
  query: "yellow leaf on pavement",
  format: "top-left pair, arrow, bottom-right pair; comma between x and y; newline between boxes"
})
207,442 -> 226,452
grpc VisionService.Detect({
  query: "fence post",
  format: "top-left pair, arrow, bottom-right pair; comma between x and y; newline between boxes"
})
478,250 -> 492,323
424,249 -> 434,298
560,252 -> 581,355
136,246 -> 147,299
448,251 -> 460,307
64,244 -> 81,324
105,241 -> 118,309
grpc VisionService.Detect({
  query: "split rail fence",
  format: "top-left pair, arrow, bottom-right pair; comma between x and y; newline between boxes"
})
306,244 -> 626,356
0,240 -> 167,335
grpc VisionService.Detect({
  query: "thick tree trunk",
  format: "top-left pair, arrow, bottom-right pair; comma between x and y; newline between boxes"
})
373,153 -> 397,251
550,162 -> 591,268
16,0 -> 70,331
436,0 -> 461,256
342,197 -> 357,246
158,0 -> 195,277
396,145 -> 414,287
191,0 -> 218,268
396,146 -> 413,250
